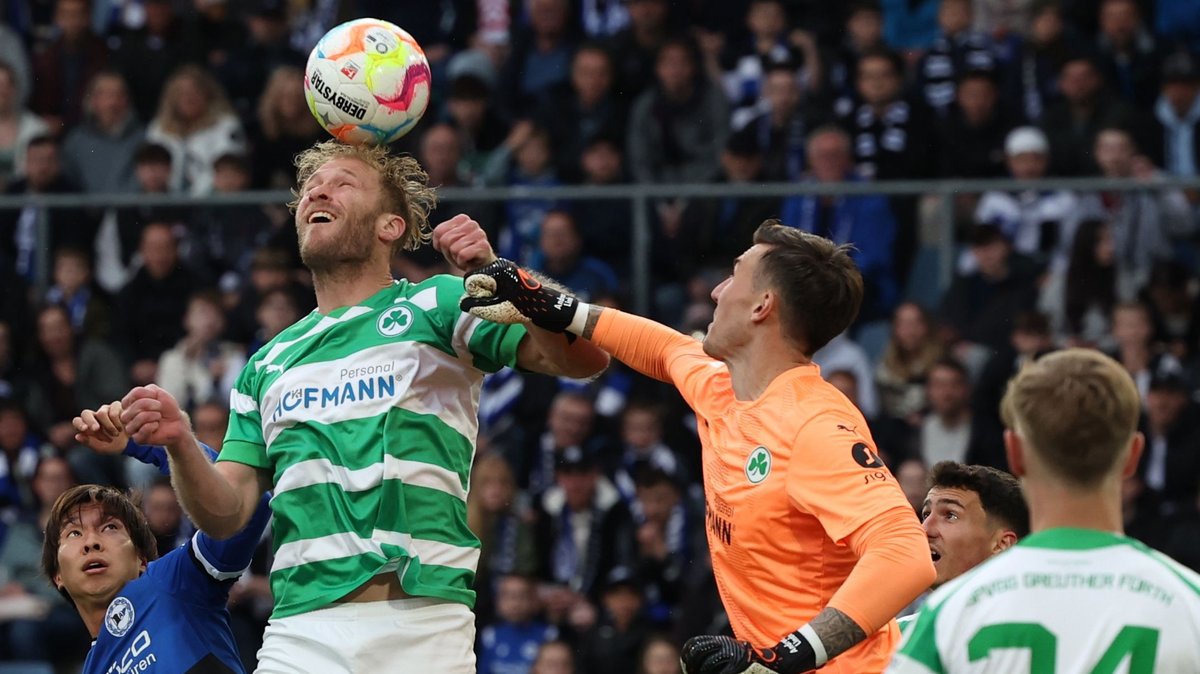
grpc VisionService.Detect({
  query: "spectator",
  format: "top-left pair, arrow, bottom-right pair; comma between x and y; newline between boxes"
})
248,65 -> 324,190
611,402 -> 683,503
500,0 -> 579,118
184,0 -> 248,71
637,635 -> 682,674
61,70 -> 143,194
0,403 -> 45,518
627,35 -> 729,185
155,290 -> 246,413
732,58 -> 829,182
107,0 -> 203,122
537,43 -> 627,182
442,74 -> 508,178
0,455 -> 88,667
521,390 -> 607,494
1147,50 -> 1200,177
224,247 -> 310,347
1081,126 -> 1193,290
24,304 -> 128,456
629,467 -> 700,627
482,122 -> 562,266
576,568 -> 652,674
0,61 -> 49,191
532,210 -> 620,302
896,458 -> 929,514
42,247 -> 114,342
879,0 -> 940,51
915,0 -> 997,117
974,126 -> 1082,272
973,0 -> 1036,37
186,153 -> 270,286
940,223 -> 1040,356
215,0 -> 306,120
713,0 -> 817,127
114,222 -> 196,386
1136,372 -> 1200,518
579,0 -> 630,38
917,358 -> 974,466
1140,260 -> 1197,358
573,135 -> 634,270
0,22 -> 32,109
780,126 -> 899,322
29,0 -> 108,133
534,445 -> 636,604
822,1 -> 886,104
146,65 -> 247,195
143,475 -> 185,555
0,135 -> 97,284
1108,300 -> 1184,402
0,321 -> 21,400
248,287 -> 300,355
1039,54 -> 1138,176
1156,0 -> 1200,54
606,0 -> 671,101
998,0 -> 1081,123
1094,0 -> 1161,105
478,574 -> 558,674
530,640 -> 575,674
1040,219 -> 1120,346
190,401 -> 229,454
93,143 -> 188,294
936,69 -> 1014,178
814,332 -> 882,419
876,302 -> 945,424
468,452 -> 538,625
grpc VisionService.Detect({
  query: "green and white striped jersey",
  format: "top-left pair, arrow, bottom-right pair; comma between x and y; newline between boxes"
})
218,277 -> 527,619
889,528 -> 1200,674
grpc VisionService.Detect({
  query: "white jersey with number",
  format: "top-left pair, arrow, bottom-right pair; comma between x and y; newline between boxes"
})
888,527 -> 1200,674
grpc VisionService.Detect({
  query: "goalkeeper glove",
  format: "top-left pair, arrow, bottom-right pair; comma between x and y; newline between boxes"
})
681,629 -> 825,674
460,258 -> 584,333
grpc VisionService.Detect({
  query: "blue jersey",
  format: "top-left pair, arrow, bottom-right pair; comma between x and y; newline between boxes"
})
81,442 -> 271,674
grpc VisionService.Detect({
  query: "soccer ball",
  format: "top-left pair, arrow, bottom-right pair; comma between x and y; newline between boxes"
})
304,18 -> 431,145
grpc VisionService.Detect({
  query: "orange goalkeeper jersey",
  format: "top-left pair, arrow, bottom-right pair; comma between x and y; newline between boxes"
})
591,310 -> 930,674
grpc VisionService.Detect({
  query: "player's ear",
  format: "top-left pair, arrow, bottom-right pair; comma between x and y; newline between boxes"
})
750,289 -> 773,324
1119,431 -> 1144,480
378,213 -> 406,244
1003,429 -> 1025,478
993,529 -> 1019,554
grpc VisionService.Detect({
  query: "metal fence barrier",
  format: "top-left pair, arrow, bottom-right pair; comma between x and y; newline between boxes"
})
3,176 -> 1199,316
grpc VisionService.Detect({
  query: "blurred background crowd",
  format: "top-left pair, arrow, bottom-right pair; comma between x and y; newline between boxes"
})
1,0 -> 1200,672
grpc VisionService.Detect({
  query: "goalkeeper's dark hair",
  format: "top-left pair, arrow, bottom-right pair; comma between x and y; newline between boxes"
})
42,485 -> 159,605
928,461 -> 1030,538
752,220 -> 863,356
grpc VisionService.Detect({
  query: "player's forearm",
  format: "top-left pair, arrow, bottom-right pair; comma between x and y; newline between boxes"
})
579,305 -> 695,383
804,607 -> 867,664
521,323 -> 610,379
165,433 -> 251,539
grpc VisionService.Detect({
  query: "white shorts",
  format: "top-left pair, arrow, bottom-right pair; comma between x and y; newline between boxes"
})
253,597 -> 476,674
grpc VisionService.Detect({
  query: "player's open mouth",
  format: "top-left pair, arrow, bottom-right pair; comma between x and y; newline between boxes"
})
83,560 -> 109,575
930,550 -> 941,563
308,211 -> 335,225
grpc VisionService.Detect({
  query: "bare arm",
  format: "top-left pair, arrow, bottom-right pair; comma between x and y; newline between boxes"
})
120,385 -> 270,539
516,325 -> 610,379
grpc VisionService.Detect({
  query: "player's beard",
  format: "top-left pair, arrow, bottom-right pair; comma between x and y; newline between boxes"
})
300,213 -> 376,277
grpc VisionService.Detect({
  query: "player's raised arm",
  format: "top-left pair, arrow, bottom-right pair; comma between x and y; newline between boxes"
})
434,215 -> 610,379
457,257 -> 701,384
119,385 -> 269,539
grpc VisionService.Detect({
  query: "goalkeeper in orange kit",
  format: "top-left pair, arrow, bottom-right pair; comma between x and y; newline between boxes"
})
443,221 -> 935,674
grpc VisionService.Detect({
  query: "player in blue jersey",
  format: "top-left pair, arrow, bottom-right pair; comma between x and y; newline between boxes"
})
42,402 -> 271,674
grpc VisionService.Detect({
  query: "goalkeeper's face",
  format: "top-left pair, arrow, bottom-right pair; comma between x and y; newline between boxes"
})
296,158 -> 387,274
703,245 -> 765,360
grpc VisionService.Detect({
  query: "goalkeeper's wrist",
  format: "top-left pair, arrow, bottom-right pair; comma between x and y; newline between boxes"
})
771,625 -> 827,673
565,301 -> 592,336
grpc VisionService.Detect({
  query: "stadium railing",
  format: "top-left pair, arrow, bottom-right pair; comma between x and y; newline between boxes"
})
2,176 -> 1199,315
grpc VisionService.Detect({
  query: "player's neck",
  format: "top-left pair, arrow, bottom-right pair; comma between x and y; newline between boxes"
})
311,263 -> 395,315
1023,476 -> 1125,535
76,598 -> 108,638
726,340 -> 809,401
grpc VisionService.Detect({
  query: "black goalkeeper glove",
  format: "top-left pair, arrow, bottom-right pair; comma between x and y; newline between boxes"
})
681,631 -> 822,674
460,258 -> 582,333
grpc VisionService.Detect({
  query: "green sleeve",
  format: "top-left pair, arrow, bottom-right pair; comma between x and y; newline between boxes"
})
218,363 -> 270,470
892,600 -> 946,673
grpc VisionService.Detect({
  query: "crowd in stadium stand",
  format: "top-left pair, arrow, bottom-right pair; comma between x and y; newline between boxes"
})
1,0 -> 1200,672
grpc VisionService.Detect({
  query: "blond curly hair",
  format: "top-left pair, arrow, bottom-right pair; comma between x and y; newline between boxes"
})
290,140 -> 438,252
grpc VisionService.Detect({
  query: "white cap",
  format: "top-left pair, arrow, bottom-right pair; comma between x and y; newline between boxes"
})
1005,127 -> 1049,156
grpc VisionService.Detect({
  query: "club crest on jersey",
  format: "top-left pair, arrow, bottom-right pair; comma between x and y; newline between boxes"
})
745,446 -> 772,484
377,306 -> 413,337
105,596 -> 134,637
